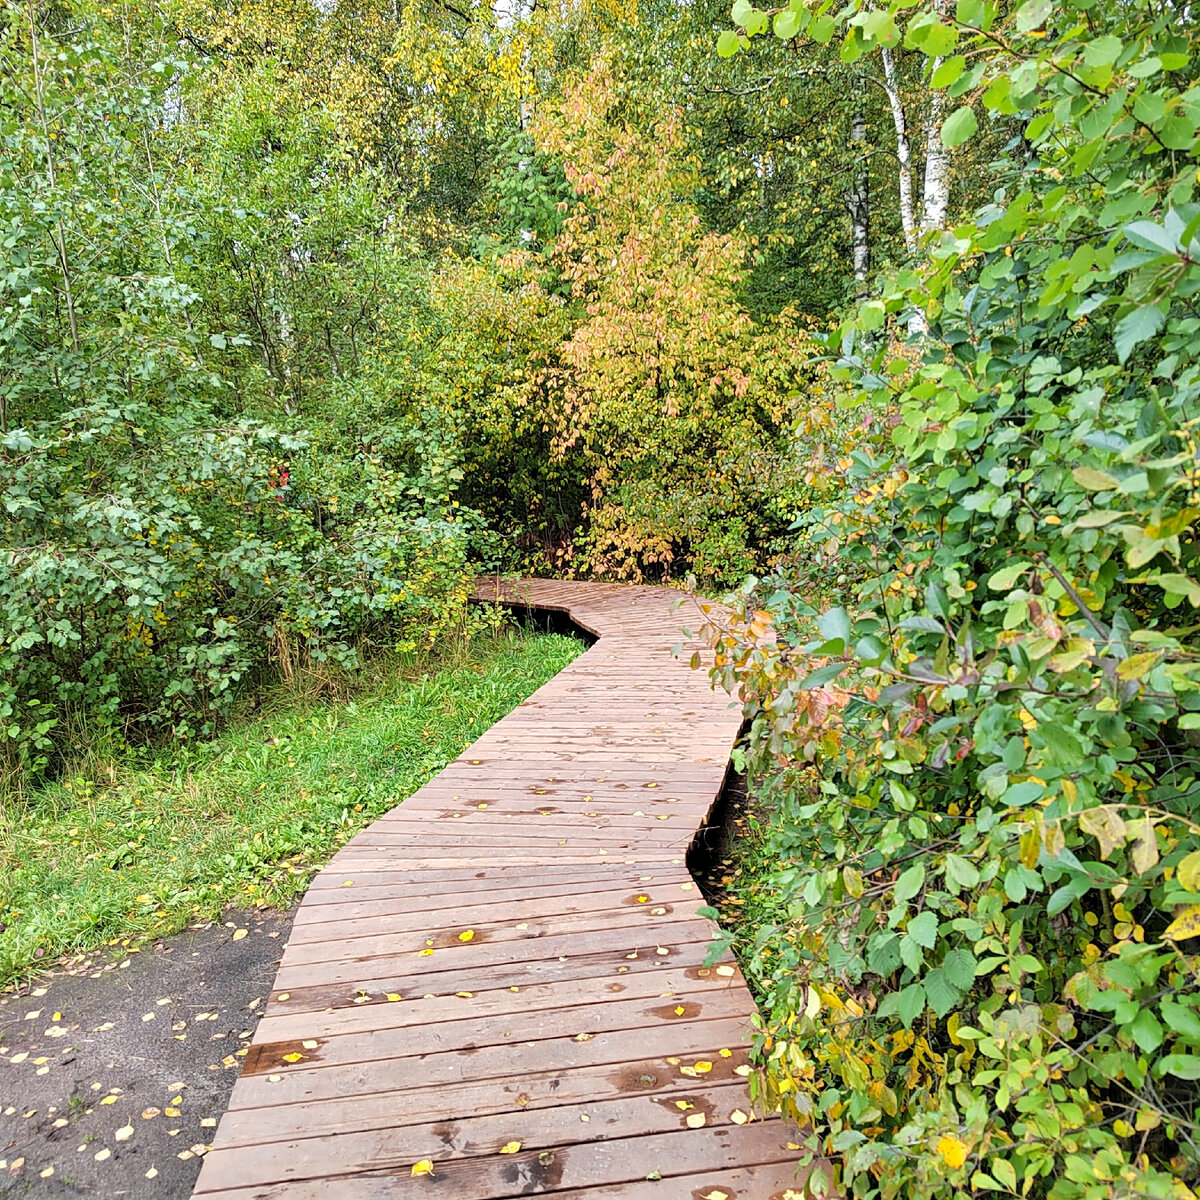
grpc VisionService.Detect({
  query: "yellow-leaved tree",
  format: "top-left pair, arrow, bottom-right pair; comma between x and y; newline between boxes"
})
529,57 -> 814,581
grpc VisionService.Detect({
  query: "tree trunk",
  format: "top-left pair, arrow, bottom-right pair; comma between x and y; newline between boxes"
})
920,0 -> 951,234
28,2 -> 80,354
847,109 -> 870,298
880,47 -> 916,257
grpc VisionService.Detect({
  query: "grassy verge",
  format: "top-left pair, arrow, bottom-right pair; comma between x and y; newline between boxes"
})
0,628 -> 583,986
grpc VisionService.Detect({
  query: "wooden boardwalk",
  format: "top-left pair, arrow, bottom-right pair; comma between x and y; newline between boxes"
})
192,578 -> 803,1199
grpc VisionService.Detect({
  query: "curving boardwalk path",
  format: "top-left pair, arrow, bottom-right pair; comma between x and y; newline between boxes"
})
192,578 -> 803,1199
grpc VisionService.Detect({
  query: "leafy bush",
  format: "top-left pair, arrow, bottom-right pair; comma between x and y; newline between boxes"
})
1,398 -> 474,777
703,1 -> 1200,1197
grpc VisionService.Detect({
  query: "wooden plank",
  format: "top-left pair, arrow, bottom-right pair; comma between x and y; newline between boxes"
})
255,959 -> 747,1043
197,1085 -> 766,1190
194,1044 -> 755,1149
261,939 -> 729,1019
271,924 -> 715,989
191,579 -> 801,1200
194,1123 -> 800,1199
224,1016 -> 756,1110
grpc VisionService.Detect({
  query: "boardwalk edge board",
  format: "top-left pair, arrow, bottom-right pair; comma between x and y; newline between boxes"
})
192,578 -> 803,1198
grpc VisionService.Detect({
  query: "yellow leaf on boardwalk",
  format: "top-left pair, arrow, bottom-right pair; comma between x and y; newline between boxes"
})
459,930 -> 475,942
499,1141 -> 521,1154
937,1136 -> 969,1169
1165,905 -> 1200,941
410,1159 -> 435,1178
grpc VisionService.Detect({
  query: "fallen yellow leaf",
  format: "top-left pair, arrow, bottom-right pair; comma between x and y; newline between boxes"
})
718,1048 -> 732,1058
686,1112 -> 707,1128
386,994 -> 402,1002
232,929 -> 247,941
692,1061 -> 713,1074
499,1141 -> 521,1155
99,1096 -> 118,1106
459,930 -> 475,942
730,1109 -> 749,1125
411,1159 -> 435,1178
115,1126 -> 134,1142
282,1053 -> 304,1063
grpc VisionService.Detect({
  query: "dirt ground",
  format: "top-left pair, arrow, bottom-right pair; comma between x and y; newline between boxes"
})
0,908 -> 295,1198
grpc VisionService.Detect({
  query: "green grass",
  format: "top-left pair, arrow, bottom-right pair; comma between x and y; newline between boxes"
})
0,629 -> 583,986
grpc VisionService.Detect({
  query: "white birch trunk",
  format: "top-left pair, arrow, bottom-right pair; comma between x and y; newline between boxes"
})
848,110 -> 870,296
920,0 -> 951,235
880,47 -> 917,257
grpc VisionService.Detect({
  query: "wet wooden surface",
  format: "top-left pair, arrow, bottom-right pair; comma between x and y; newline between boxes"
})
192,578 -> 804,1198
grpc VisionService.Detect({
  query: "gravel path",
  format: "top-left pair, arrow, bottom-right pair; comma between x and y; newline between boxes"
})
0,909 -> 294,1198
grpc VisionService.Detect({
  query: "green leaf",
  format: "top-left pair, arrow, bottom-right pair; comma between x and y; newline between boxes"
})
1073,510 -> 1125,528
932,56 -> 966,89
897,983 -> 926,1029
868,932 -> 903,976
730,0 -> 753,24
944,853 -> 980,893
919,22 -> 959,57
955,0 -> 983,26
1131,573 -> 1200,605
923,966 -> 964,1017
1082,35 -> 1123,67
859,300 -> 886,331
816,606 -> 851,651
1161,115 -> 1197,151
1123,220 -> 1180,255
1114,305 -> 1166,365
799,662 -> 848,690
941,106 -> 978,148
808,13 -> 835,42
942,947 -> 978,990
900,933 -> 926,974
773,9 -> 799,39
908,910 -> 938,948
894,863 -> 926,902
987,561 -> 1031,590
1015,0 -> 1051,32
1072,467 -> 1119,491
1130,1008 -> 1164,1053
716,30 -> 741,56
1158,1054 -> 1200,1081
